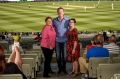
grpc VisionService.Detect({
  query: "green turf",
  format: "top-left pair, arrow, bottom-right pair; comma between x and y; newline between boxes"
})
0,1 -> 120,32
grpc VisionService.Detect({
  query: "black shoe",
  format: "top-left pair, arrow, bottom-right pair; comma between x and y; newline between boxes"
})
43,75 -> 51,77
50,70 -> 55,74
63,70 -> 67,74
57,70 -> 61,74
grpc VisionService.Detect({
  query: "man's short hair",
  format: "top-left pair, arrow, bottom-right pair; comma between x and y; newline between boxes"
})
57,7 -> 64,13
94,40 -> 103,45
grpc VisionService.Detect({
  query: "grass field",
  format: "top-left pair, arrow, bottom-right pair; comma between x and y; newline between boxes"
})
0,1 -> 120,32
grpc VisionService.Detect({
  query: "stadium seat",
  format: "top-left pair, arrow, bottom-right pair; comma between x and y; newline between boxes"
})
0,40 -> 9,53
5,57 -> 36,78
21,36 -> 35,49
109,53 -> 119,58
0,74 -> 22,79
88,57 -> 110,78
111,57 -> 120,63
113,74 -> 120,79
9,45 -> 24,54
22,64 -> 31,79
97,63 -> 120,79
24,50 -> 43,69
33,44 -> 40,49
21,58 -> 36,78
5,53 -> 40,70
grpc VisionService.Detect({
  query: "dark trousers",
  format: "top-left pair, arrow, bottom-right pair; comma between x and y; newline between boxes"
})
41,47 -> 54,76
55,42 -> 66,72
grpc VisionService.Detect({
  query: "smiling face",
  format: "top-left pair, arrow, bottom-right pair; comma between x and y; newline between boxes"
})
46,18 -> 52,26
69,20 -> 75,28
57,8 -> 64,18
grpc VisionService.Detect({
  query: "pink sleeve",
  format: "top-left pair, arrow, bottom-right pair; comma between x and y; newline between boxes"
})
48,28 -> 56,48
41,28 -> 48,40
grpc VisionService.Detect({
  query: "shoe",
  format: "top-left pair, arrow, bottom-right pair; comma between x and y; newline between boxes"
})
57,70 -> 61,74
50,70 -> 55,74
63,70 -> 67,74
68,72 -> 74,75
72,73 -> 78,77
80,74 -> 88,79
43,75 -> 51,77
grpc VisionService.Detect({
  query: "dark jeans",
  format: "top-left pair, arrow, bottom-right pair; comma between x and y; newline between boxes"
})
55,42 -> 66,72
41,47 -> 54,76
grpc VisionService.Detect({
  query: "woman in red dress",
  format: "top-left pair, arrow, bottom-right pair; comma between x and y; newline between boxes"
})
66,18 -> 80,77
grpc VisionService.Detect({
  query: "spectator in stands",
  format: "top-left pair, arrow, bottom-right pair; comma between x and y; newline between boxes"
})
0,45 -> 27,79
86,40 -> 109,60
103,35 -> 120,54
66,18 -> 80,77
103,32 -> 109,42
95,34 -> 104,43
0,32 -> 5,40
86,38 -> 96,51
41,16 -> 56,77
53,7 -> 69,74
78,37 -> 109,78
34,33 -> 41,44
82,38 -> 96,59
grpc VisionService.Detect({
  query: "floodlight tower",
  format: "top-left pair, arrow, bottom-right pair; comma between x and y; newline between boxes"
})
112,3 -> 114,10
96,0 -> 100,8
67,2 -> 69,6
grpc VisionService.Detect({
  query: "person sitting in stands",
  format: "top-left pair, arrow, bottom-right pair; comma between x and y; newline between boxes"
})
78,36 -> 109,78
0,45 -> 27,79
103,35 -> 120,54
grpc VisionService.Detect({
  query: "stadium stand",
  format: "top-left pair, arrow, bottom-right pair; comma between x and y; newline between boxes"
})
113,74 -> 120,79
0,74 -> 23,79
88,57 -> 110,78
97,63 -> 120,79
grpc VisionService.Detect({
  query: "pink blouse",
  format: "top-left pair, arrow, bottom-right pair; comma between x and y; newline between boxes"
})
40,25 -> 56,49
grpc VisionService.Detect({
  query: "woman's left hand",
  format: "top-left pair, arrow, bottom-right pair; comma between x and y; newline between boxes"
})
50,46 -> 53,50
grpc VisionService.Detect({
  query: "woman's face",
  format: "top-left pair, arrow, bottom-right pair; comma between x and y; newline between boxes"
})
69,20 -> 75,28
46,18 -> 52,26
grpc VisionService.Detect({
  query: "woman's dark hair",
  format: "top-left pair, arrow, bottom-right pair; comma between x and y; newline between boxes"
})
57,7 -> 64,13
0,45 -> 4,52
0,55 -> 6,74
0,46 -> 6,74
103,32 -> 108,42
45,16 -> 52,22
42,16 -> 52,32
109,35 -> 116,43
69,18 -> 76,23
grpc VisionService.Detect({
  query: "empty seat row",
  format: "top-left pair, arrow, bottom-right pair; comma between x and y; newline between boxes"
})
88,56 -> 120,78
0,74 -> 23,79
97,63 -> 120,79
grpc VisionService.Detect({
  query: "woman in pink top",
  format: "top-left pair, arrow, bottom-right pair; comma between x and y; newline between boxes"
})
40,16 -> 56,77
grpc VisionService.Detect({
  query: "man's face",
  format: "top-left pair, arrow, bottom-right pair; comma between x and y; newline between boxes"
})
97,35 -> 104,42
57,9 -> 64,17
